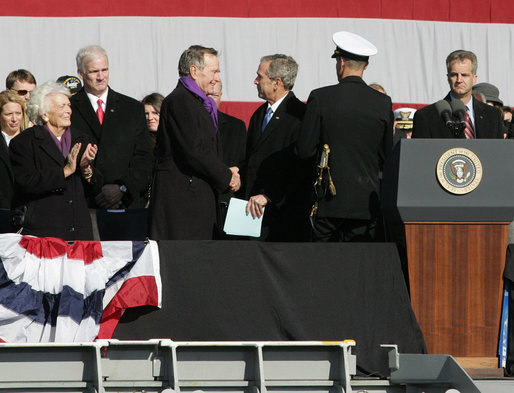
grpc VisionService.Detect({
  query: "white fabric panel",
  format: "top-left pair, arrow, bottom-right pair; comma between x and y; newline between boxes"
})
1,16 -> 512,105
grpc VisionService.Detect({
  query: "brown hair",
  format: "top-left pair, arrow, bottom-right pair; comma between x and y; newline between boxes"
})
142,92 -> 164,113
446,50 -> 478,74
5,69 -> 37,90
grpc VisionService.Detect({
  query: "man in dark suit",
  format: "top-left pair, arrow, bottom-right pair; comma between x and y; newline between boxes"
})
412,50 -> 503,139
297,31 -> 393,242
148,45 -> 241,240
70,45 -> 153,209
207,81 -> 247,212
244,54 -> 311,241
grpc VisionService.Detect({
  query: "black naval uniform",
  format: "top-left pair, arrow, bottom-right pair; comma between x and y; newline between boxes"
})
297,75 -> 393,241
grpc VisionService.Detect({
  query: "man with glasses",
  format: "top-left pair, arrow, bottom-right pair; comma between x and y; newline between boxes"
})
6,69 -> 37,106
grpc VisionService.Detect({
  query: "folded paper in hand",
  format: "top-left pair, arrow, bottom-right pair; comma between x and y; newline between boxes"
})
223,197 -> 264,237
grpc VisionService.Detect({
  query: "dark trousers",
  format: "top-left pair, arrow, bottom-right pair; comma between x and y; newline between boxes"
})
312,217 -> 377,242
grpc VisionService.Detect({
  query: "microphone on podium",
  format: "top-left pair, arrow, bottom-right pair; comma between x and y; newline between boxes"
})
449,100 -> 467,138
435,99 -> 465,137
435,100 -> 453,127
450,99 -> 466,122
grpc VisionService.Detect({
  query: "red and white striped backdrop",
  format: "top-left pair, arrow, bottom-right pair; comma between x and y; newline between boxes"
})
1,1 -> 513,124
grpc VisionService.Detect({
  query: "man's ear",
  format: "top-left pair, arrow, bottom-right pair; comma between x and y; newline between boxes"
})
189,65 -> 198,80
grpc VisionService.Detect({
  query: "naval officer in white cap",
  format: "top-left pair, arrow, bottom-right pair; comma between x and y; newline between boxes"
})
393,107 -> 417,145
297,31 -> 393,242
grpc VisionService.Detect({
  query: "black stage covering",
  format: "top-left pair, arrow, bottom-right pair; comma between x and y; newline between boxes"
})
114,241 -> 426,377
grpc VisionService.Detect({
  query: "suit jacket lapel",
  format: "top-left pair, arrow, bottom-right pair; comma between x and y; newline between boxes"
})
473,99 -> 486,138
248,103 -> 267,150
102,88 -> 118,131
73,89 -> 102,139
35,126 -> 66,166
257,92 -> 293,147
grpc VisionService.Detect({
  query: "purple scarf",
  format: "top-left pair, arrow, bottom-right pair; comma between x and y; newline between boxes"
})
44,125 -> 72,158
179,76 -> 218,132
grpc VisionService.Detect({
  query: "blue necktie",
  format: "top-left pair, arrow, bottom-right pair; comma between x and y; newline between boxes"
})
261,107 -> 273,132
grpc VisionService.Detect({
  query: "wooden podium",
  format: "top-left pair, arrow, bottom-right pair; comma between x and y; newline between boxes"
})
405,221 -> 509,357
383,139 -> 514,362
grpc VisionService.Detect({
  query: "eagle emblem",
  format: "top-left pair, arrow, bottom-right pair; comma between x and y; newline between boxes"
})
436,148 -> 482,195
449,159 -> 470,183
400,111 -> 412,121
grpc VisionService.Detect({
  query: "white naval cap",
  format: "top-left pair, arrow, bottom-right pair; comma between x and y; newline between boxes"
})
394,107 -> 417,129
331,31 -> 378,61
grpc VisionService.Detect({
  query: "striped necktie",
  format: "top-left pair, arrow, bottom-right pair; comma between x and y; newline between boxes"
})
464,108 -> 474,139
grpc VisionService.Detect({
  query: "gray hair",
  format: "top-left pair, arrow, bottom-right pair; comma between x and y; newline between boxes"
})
76,45 -> 109,74
178,45 -> 218,77
27,81 -> 71,125
260,54 -> 298,90
446,50 -> 478,75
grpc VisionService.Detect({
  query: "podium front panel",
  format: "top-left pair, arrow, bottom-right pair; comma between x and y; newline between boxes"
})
382,139 -> 514,222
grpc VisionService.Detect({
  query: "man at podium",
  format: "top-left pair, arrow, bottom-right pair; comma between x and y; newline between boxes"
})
411,49 -> 503,139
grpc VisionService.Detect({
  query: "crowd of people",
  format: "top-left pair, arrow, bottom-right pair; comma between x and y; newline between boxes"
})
0,32 -> 512,242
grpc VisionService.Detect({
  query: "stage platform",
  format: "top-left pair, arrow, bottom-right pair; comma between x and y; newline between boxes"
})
0,234 -> 513,390
0,340 -> 512,392
113,240 -> 426,377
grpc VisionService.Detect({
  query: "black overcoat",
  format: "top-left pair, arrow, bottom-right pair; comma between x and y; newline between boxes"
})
297,76 -> 393,220
148,82 -> 232,240
244,92 -> 312,241
70,88 -> 153,208
9,126 -> 101,240
218,110 -> 247,205
0,136 -> 14,209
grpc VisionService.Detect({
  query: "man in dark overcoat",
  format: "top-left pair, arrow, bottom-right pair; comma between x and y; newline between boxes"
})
148,45 -> 241,240
71,45 -> 153,209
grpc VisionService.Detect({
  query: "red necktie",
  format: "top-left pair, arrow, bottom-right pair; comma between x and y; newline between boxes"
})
97,99 -> 104,124
464,109 -> 474,139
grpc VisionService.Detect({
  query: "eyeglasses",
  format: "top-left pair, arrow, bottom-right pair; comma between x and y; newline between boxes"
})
12,89 -> 32,96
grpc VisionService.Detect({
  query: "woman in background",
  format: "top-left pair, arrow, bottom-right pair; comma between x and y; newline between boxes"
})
0,90 -> 27,209
141,93 -> 163,207
142,93 -> 164,149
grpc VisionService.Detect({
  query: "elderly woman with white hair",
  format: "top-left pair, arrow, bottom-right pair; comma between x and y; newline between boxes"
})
9,81 -> 101,240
